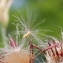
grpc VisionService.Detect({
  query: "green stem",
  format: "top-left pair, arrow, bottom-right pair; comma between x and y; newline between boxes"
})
1,25 -> 7,47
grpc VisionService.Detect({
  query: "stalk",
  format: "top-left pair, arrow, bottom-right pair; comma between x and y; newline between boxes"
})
1,25 -> 7,47
0,0 -> 13,47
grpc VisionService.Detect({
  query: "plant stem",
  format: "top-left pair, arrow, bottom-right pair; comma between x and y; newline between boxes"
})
1,25 -> 7,47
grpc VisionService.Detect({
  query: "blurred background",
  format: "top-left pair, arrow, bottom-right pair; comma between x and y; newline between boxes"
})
8,0 -> 63,38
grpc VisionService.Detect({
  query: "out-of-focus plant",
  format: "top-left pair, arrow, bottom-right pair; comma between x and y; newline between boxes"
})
0,0 -> 13,45
0,0 -> 13,27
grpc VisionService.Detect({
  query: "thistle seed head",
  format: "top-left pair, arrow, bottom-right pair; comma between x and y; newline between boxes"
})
45,40 -> 63,63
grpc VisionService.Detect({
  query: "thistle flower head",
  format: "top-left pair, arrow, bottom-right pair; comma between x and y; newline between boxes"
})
0,36 -> 33,63
44,41 -> 63,63
43,31 -> 63,63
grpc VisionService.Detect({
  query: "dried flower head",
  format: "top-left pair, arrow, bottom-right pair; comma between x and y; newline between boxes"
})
43,40 -> 63,63
0,36 -> 35,63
